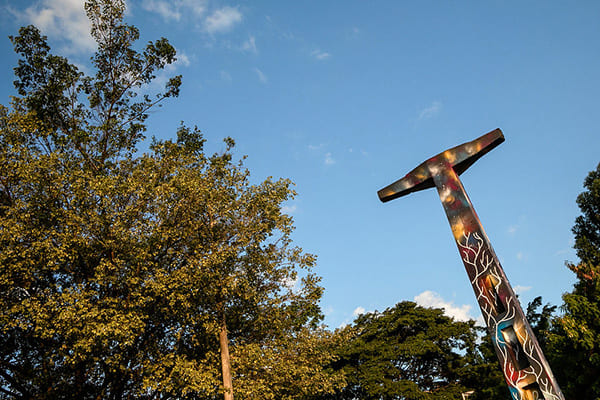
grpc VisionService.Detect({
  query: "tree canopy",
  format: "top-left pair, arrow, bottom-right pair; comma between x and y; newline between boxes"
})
319,302 -> 508,400
0,1 -> 341,398
547,162 -> 600,400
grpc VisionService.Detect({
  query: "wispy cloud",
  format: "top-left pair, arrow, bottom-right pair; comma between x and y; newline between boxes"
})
175,51 -> 191,67
220,70 -> 232,82
242,35 -> 257,53
179,0 -> 207,15
142,2 -> 241,36
11,0 -> 94,53
142,0 -> 180,21
281,204 -> 297,214
508,225 -> 518,234
308,144 -> 335,165
554,248 -> 571,256
141,0 -> 207,21
414,290 -> 479,323
324,152 -> 335,165
418,101 -> 442,120
311,49 -> 331,60
203,6 -> 242,34
253,67 -> 268,83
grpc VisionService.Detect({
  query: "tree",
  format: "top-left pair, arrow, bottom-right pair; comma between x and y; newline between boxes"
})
525,296 -> 556,352
320,302 -> 506,400
231,327 -> 346,399
9,2 -> 181,169
548,162 -> 600,400
0,1 -> 341,398
572,163 -> 600,267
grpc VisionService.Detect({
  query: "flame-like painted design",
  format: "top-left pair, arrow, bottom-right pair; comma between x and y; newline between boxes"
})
378,129 -> 564,400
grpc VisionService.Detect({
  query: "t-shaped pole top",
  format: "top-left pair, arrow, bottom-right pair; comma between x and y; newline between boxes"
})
377,129 -> 504,203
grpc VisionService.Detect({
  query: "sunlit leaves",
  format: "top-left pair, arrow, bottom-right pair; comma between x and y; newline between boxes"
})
0,1 -> 337,398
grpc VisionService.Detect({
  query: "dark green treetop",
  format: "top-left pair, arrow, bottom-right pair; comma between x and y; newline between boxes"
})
319,301 -> 507,400
548,162 -> 600,400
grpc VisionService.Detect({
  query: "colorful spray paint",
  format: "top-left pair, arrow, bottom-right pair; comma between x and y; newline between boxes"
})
378,129 -> 564,400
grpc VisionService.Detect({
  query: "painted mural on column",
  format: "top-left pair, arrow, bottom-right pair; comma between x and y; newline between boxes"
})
378,129 -> 564,400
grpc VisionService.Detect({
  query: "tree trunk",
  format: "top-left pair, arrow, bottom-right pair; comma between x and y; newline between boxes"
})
219,316 -> 234,400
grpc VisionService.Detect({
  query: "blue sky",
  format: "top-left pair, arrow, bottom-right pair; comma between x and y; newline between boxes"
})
1,0 -> 599,328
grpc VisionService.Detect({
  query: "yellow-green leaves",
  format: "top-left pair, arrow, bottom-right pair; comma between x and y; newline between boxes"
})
1,1 -> 333,397
1,105 -> 332,398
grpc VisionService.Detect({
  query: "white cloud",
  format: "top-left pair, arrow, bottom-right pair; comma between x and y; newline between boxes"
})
14,0 -> 95,53
418,101 -> 442,120
253,67 -> 268,83
311,49 -> 331,60
324,152 -> 335,165
176,51 -> 191,67
414,290 -> 477,322
180,0 -> 207,16
203,6 -> 242,34
508,225 -> 518,234
513,285 -> 532,295
353,306 -> 366,316
142,0 -> 181,20
516,251 -> 524,260
308,144 -> 325,151
242,35 -> 257,53
141,0 -> 207,21
308,144 -> 335,165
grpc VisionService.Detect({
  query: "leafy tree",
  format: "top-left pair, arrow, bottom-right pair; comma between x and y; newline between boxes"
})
0,1 -> 341,398
548,162 -> 600,400
10,1 -> 180,169
572,163 -> 600,267
232,327 -> 346,399
320,302 -> 507,400
525,296 -> 557,352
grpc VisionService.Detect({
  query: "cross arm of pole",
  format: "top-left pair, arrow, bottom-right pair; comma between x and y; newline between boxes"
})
377,128 -> 504,203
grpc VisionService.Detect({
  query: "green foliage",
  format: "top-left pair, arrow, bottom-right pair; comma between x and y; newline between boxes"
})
320,302 -> 507,400
548,162 -> 600,400
9,0 -> 181,167
525,296 -> 556,351
0,1 -> 340,398
232,328 -> 346,399
573,163 -> 600,267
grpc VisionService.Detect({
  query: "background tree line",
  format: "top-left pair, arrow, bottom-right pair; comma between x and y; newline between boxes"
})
0,1 -> 598,399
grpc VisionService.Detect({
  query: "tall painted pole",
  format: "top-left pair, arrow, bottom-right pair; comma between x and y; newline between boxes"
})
378,129 -> 564,400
